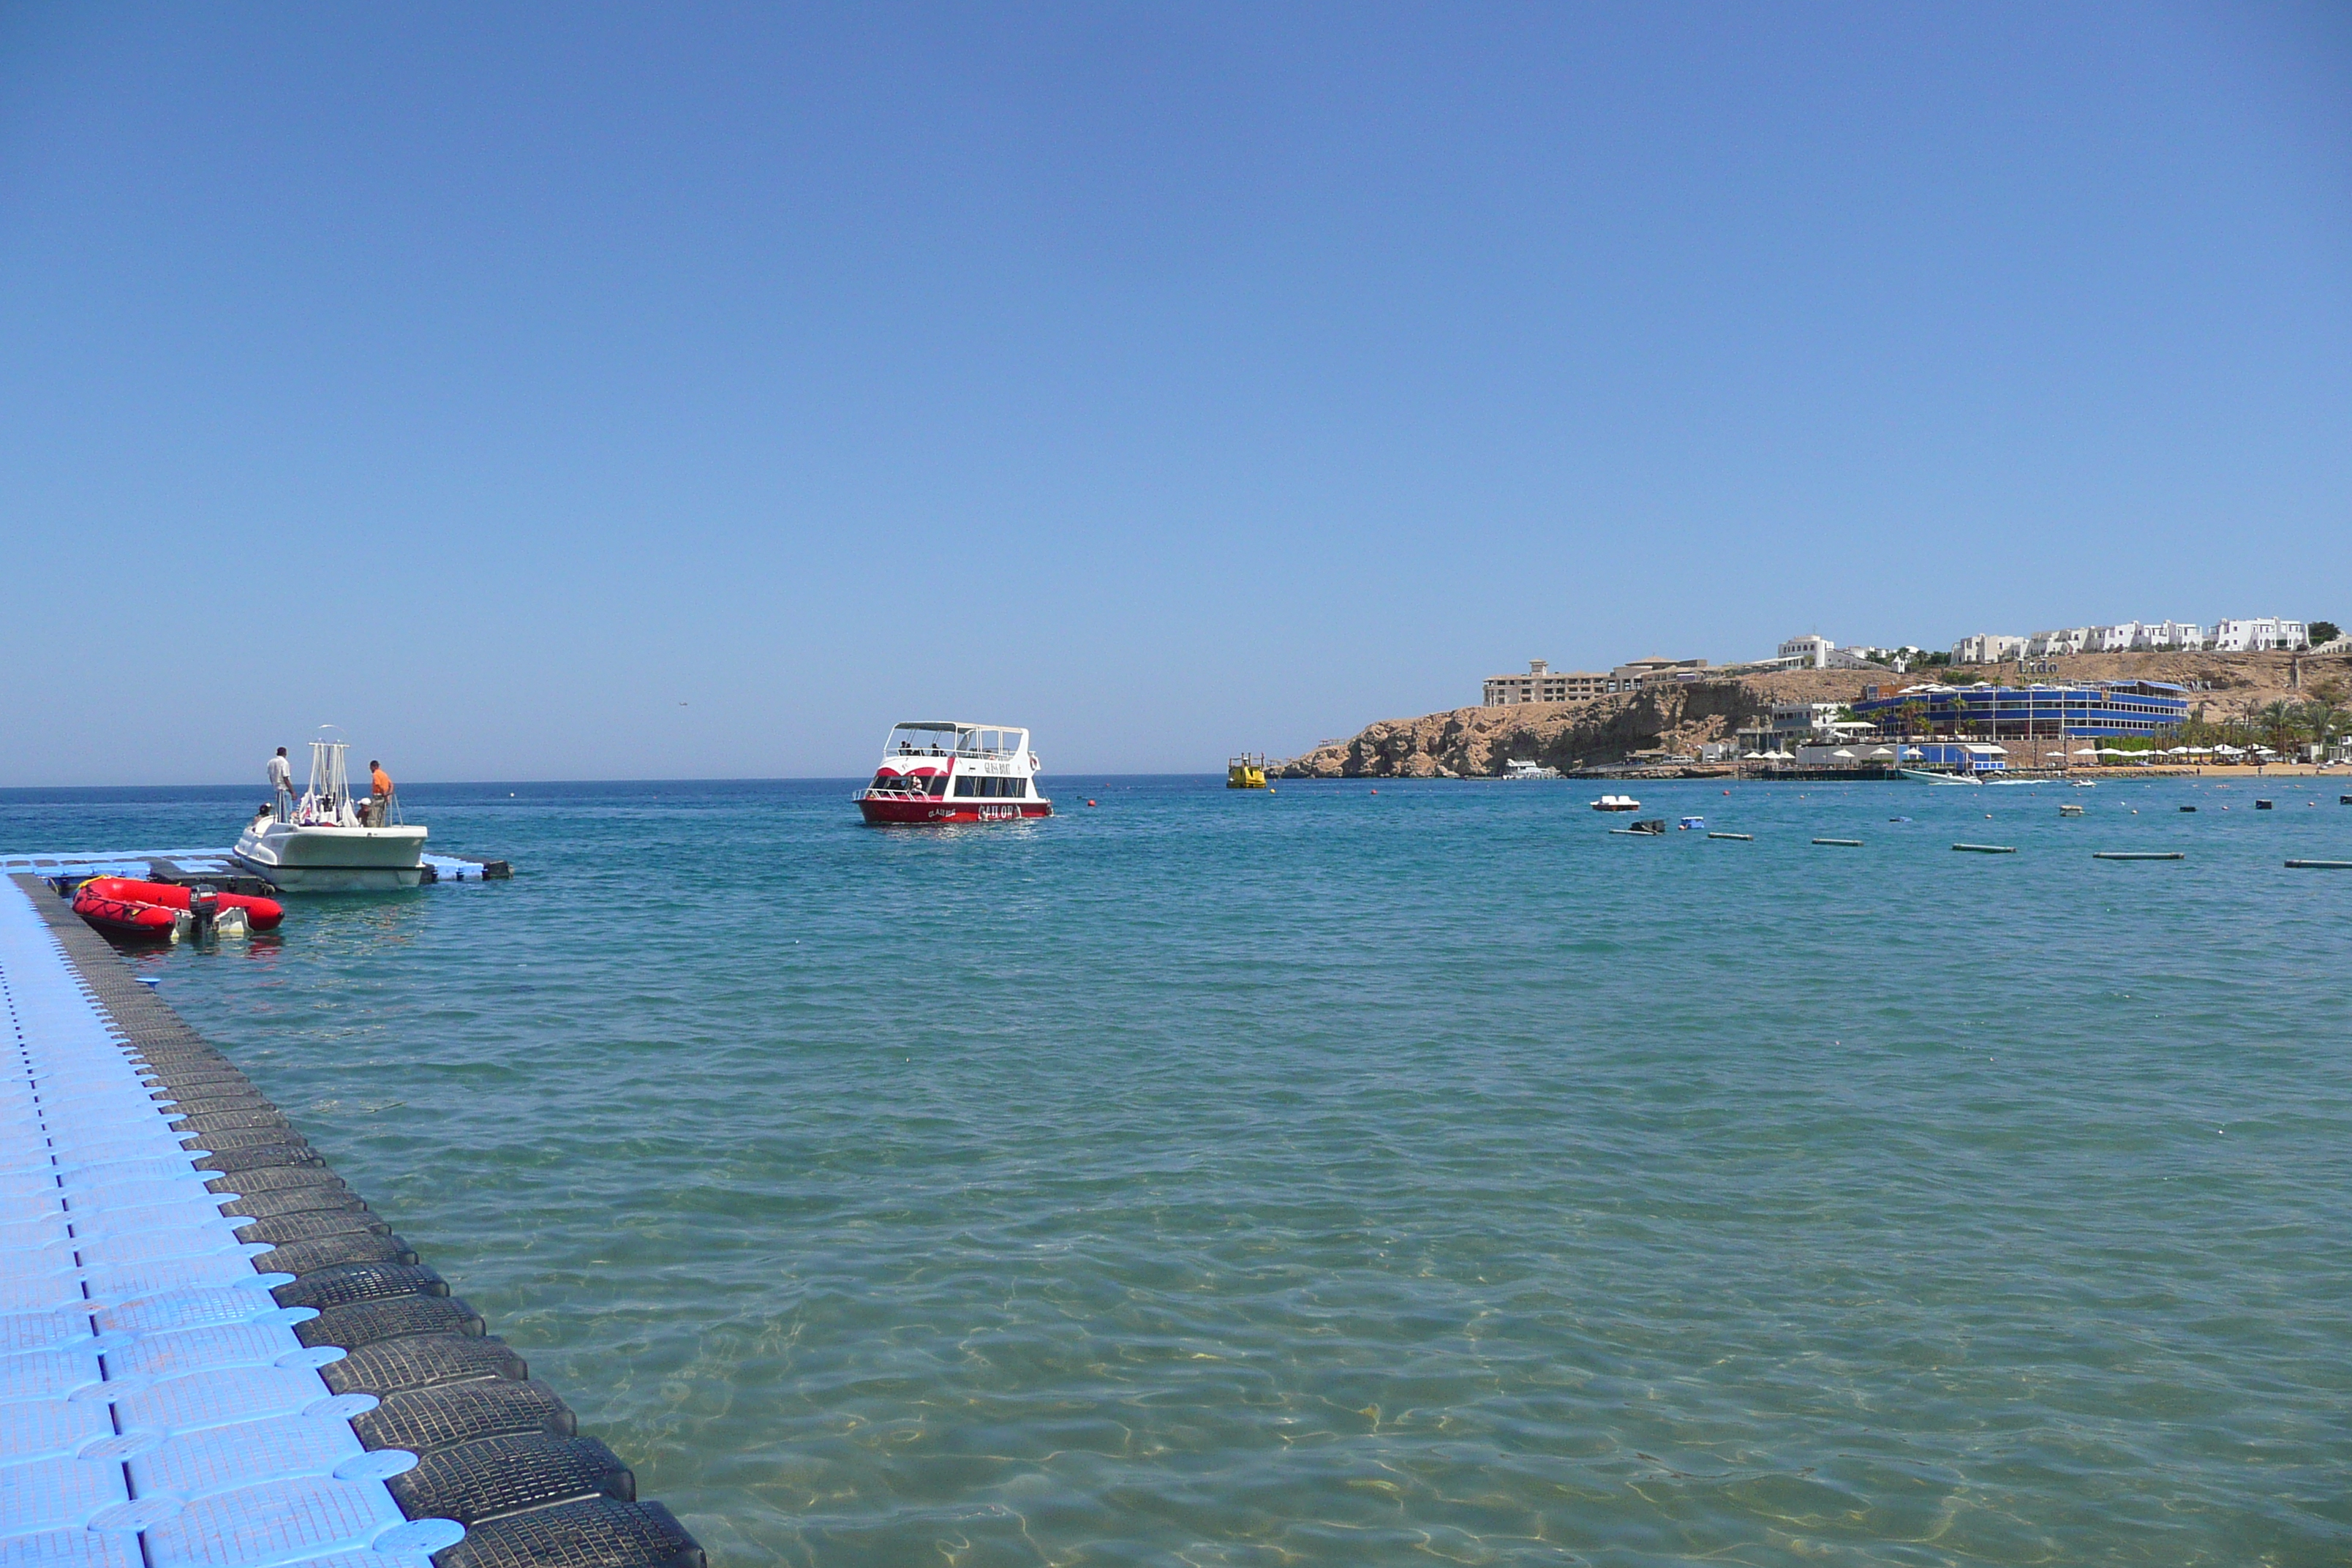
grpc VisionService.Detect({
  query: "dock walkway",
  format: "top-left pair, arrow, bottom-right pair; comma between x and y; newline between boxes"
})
0,851 -> 510,888
0,875 -> 697,1568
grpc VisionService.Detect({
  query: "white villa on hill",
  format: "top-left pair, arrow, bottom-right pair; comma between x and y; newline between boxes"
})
2209,617 -> 2309,652
1956,618 -> 2304,661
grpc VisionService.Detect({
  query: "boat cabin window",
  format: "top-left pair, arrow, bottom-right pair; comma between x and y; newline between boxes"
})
952,774 -> 1028,798
871,771 -> 949,795
951,728 -> 1024,757
889,725 -> 960,758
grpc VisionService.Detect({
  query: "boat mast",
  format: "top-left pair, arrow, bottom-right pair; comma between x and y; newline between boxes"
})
307,739 -> 355,826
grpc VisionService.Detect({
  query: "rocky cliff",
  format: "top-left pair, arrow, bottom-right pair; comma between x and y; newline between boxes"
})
1278,682 -> 1767,778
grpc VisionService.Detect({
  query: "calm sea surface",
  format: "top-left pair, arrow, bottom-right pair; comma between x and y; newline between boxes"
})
5,775 -> 2351,1566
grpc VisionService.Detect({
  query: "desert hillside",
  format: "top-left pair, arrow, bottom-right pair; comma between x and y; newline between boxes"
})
1277,650 -> 2351,777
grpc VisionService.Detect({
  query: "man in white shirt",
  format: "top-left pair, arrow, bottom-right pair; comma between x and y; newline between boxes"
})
266,747 -> 293,810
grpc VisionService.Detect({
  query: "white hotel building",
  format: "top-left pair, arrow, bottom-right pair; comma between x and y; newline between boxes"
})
2209,617 -> 2309,652
1958,618 -> 2304,661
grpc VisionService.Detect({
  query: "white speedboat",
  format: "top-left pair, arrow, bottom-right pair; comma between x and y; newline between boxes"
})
1591,794 -> 1641,811
234,737 -> 427,890
1899,769 -> 1978,785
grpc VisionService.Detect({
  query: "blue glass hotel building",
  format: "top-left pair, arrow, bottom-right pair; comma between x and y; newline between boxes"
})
1852,681 -> 2192,738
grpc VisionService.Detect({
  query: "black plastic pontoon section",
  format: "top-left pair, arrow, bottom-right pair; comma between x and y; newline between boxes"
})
12,877 -> 705,1568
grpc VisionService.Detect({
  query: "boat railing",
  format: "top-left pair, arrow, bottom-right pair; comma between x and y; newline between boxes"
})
888,745 -> 1025,761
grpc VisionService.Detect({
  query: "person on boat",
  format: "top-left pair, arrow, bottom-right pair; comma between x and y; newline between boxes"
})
266,747 -> 293,813
366,760 -> 394,826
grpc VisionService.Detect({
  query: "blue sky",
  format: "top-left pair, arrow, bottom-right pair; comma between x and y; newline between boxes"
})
2,3 -> 2347,783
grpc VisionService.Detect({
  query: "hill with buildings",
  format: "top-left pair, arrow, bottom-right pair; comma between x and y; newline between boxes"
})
1275,649 -> 2350,778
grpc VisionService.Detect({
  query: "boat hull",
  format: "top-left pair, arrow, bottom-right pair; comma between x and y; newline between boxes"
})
856,796 -> 1052,826
234,823 -> 429,890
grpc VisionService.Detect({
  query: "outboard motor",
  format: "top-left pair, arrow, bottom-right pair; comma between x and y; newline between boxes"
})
189,885 -> 219,942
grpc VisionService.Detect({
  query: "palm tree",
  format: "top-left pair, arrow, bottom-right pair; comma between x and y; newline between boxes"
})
2299,694 -> 2347,757
2252,699 -> 2307,758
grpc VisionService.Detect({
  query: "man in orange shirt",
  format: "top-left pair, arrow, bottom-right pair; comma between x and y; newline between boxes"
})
366,760 -> 394,826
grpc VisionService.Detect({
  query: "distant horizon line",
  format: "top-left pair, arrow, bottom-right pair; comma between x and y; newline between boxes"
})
0,772 -> 1261,793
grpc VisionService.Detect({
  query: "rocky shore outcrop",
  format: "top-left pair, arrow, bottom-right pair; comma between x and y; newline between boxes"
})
1277,682 -> 1766,778
1275,650 -> 2349,779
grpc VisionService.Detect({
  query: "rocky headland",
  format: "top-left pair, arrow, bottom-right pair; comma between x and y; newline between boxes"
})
1275,650 -> 2351,778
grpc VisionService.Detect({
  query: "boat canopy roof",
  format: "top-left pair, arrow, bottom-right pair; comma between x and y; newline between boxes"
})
890,720 -> 1027,734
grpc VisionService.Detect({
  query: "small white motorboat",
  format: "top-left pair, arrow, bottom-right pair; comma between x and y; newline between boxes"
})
1591,794 -> 1641,812
235,736 -> 427,890
1899,769 -> 1978,785
1502,760 -> 1562,780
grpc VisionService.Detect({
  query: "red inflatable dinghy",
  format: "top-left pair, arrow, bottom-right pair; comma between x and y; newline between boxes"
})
73,878 -> 284,935
71,887 -> 186,940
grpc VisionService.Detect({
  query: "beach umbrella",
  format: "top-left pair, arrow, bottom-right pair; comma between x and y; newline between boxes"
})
2072,747 -> 2097,756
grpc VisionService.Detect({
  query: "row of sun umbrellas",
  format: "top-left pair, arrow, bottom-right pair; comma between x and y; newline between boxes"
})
1734,744 -> 2282,762
2058,745 -> 2275,758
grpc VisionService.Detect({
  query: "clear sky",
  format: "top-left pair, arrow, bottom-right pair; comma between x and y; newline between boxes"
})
3,3 -> 2347,784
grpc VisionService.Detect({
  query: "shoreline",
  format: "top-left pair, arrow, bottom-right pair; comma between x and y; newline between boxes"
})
1288,763 -> 2350,783
1278,649 -> 2352,781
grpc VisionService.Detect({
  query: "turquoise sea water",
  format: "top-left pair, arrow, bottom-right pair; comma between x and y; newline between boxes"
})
5,775 -> 2351,1566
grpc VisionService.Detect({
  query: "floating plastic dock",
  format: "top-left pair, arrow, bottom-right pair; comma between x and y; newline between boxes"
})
0,851 -> 509,889
0,875 -> 698,1568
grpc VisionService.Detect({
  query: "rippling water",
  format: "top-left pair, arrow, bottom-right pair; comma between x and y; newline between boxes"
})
7,775 -> 2351,1564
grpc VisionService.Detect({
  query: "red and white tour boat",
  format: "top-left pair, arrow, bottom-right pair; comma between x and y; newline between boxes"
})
856,721 -> 1053,825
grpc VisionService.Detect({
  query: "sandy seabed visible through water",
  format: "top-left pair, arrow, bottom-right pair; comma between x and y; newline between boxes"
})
7,774 -> 2351,1566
